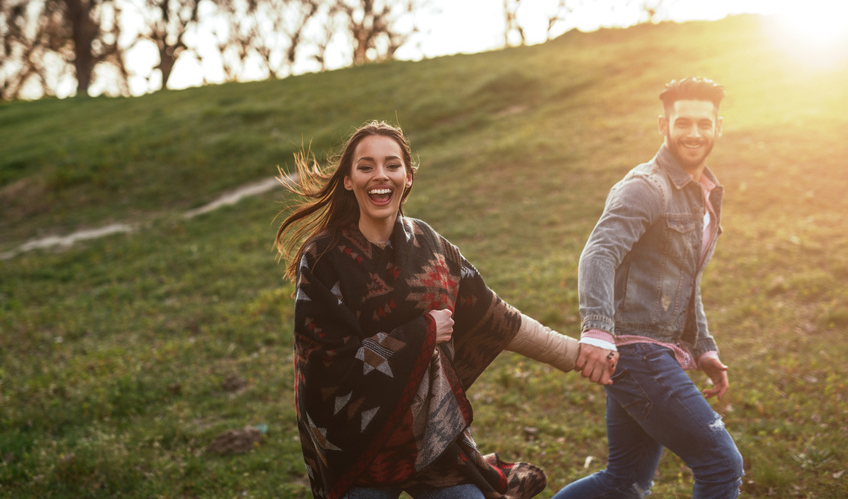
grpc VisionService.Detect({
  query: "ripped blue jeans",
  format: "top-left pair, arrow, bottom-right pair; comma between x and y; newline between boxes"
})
552,343 -> 743,499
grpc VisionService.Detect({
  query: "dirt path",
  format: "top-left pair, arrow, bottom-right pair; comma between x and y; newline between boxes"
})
1,176 -> 283,260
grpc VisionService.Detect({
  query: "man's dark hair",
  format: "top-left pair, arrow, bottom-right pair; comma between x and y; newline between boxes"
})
659,77 -> 725,115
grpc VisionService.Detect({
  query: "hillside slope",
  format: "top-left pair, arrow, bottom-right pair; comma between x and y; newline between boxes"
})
2,15 -> 844,248
1,14 -> 847,498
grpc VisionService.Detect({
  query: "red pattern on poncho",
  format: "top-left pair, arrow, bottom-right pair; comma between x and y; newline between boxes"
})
293,216 -> 546,498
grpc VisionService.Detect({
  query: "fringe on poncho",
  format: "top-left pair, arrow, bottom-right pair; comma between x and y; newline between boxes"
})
293,215 -> 546,498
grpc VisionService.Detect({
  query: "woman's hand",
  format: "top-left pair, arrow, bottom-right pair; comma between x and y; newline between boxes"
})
428,309 -> 454,344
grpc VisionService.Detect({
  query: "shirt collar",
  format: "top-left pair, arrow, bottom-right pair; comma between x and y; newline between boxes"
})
657,145 -> 721,190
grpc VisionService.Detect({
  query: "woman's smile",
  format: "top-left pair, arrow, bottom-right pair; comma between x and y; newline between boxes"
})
367,186 -> 394,205
344,134 -> 413,243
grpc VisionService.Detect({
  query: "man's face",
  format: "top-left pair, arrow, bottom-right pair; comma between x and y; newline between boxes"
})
659,99 -> 723,172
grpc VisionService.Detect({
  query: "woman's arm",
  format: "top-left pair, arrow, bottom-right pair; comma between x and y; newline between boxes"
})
505,314 -> 579,373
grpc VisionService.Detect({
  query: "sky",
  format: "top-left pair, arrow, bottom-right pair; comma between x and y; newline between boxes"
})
403,0 -> 767,59
99,0 -> 848,97
398,0 -> 848,60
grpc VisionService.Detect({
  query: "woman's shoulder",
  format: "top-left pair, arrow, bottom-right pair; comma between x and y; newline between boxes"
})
305,228 -> 333,248
301,229 -> 341,265
402,216 -> 434,233
399,216 -> 443,244
400,216 -> 463,264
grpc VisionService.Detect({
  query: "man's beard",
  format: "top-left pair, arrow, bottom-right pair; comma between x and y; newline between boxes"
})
666,132 -> 715,170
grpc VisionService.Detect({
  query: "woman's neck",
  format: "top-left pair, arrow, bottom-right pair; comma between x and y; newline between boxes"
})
358,218 -> 394,246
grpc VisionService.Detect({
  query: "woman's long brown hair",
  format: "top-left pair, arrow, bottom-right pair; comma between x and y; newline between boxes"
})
274,121 -> 417,281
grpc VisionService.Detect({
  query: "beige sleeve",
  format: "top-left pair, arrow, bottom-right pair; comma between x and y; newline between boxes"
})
505,314 -> 579,373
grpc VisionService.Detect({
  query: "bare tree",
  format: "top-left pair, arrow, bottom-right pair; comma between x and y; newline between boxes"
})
206,0 -> 252,81
1,0 -> 57,98
328,0 -> 427,65
60,0 -> 128,95
129,0 -> 202,89
258,0 -> 320,78
280,0 -> 319,73
66,0 -> 100,93
544,0 -> 581,41
2,0 -> 432,99
1,0 -> 127,98
634,0 -> 680,23
503,0 -> 524,47
308,12 -> 337,71
212,0 -> 319,80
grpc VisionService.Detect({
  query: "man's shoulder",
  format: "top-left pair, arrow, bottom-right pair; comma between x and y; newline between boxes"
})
625,154 -> 665,180
616,157 -> 667,193
605,156 -> 673,212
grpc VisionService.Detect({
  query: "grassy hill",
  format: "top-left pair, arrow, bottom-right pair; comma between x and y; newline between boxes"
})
2,14 -> 847,498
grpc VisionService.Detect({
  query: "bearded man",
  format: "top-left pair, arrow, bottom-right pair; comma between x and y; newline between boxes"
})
554,77 -> 744,499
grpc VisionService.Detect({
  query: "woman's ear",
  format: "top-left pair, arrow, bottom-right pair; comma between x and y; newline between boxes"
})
343,176 -> 353,190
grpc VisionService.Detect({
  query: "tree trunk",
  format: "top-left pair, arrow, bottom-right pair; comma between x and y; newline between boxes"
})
150,0 -> 199,89
158,45 -> 177,87
62,0 -> 98,96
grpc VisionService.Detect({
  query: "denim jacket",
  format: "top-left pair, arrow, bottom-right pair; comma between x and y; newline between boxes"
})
578,145 -> 724,360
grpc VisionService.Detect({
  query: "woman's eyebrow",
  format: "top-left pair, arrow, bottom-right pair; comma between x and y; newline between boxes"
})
355,155 -> 402,163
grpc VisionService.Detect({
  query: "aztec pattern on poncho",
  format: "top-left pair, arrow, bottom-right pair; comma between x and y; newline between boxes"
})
293,216 -> 546,499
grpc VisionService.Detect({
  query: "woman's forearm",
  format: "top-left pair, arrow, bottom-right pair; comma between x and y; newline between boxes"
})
506,315 -> 579,373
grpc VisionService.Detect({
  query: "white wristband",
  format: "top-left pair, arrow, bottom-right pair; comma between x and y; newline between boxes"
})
579,336 -> 617,352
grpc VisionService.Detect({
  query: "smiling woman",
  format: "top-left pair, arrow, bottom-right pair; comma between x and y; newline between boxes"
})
272,120 -> 582,499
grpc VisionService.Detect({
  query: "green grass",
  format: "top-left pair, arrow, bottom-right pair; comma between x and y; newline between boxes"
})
2,14 -> 848,498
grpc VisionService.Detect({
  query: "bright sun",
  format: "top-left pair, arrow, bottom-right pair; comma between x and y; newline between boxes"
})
775,1 -> 848,45
766,0 -> 848,67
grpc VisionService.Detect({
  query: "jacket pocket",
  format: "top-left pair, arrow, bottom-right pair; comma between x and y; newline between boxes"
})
665,215 -> 699,260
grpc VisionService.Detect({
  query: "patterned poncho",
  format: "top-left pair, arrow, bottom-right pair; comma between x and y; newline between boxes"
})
293,215 -> 546,498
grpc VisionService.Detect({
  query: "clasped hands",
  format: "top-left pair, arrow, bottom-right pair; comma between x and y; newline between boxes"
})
576,343 -> 730,400
575,343 -> 618,385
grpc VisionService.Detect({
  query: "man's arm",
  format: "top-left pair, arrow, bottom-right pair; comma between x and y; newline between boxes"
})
577,175 -> 662,385
687,255 -> 725,398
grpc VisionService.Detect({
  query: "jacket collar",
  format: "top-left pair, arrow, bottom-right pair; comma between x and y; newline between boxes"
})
656,145 -> 721,190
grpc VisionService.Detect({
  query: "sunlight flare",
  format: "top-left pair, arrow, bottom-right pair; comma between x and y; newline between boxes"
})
768,0 -> 848,67
775,1 -> 848,46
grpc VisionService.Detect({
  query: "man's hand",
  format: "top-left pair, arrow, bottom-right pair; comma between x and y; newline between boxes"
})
575,343 -> 618,385
700,355 -> 729,400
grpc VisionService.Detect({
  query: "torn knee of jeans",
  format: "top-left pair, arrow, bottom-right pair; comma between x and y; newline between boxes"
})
631,480 -> 653,498
708,413 -> 726,431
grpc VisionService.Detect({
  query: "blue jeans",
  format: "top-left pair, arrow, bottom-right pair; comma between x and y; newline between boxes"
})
552,343 -> 743,499
343,484 -> 484,499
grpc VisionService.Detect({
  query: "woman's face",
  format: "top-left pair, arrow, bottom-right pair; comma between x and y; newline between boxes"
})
344,134 -> 412,234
